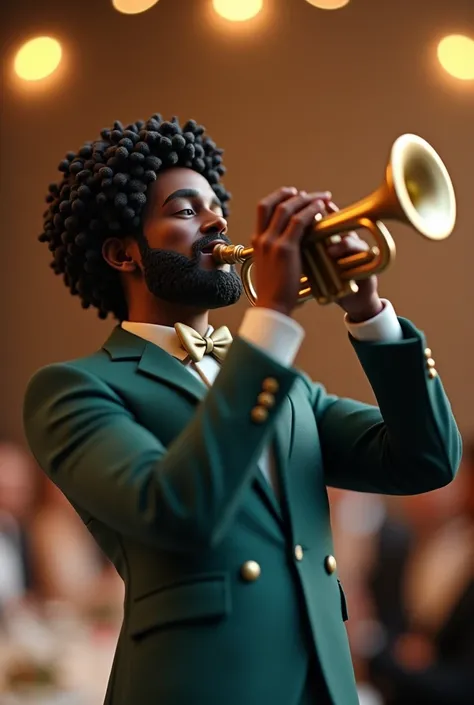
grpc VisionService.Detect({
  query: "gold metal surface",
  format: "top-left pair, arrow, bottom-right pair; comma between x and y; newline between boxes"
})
213,134 -> 456,306
325,555 -> 337,575
251,406 -> 269,424
262,377 -> 279,394
257,392 -> 275,408
240,561 -> 261,582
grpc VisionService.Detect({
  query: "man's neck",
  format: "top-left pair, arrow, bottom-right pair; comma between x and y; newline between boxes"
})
126,301 -> 210,336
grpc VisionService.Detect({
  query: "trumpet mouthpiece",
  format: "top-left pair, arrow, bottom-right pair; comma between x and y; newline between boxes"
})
212,243 -> 247,264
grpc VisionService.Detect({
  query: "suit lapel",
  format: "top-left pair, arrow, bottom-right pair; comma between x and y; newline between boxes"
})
137,341 -> 207,403
253,471 -> 283,524
103,326 -> 295,530
252,396 -> 294,525
102,326 -> 207,404
274,396 -> 294,493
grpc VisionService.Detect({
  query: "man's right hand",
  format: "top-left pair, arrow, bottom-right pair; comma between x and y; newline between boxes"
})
251,187 -> 332,317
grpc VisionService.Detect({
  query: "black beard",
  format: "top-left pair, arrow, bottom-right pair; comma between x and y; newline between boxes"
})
136,233 -> 244,310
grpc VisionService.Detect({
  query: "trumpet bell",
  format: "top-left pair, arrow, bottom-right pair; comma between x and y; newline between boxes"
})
389,134 -> 456,241
213,133 -> 456,307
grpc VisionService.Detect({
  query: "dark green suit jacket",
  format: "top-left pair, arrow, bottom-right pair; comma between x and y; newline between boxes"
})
23,317 -> 461,705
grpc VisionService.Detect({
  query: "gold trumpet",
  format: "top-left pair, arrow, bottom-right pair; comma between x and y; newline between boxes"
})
213,134 -> 456,306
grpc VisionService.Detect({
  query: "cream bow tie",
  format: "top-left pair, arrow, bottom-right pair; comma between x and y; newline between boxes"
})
174,323 -> 233,363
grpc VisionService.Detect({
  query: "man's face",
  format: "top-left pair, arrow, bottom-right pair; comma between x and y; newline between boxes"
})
135,167 -> 243,310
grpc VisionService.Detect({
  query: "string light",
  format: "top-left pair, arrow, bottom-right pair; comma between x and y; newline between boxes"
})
212,0 -> 263,22
304,0 -> 350,9
437,34 -> 474,81
14,37 -> 62,82
112,0 -> 160,15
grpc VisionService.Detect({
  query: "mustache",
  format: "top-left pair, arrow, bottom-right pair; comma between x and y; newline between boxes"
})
191,232 -> 232,257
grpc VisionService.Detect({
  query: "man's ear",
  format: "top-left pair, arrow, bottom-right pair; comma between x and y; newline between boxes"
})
102,237 -> 139,273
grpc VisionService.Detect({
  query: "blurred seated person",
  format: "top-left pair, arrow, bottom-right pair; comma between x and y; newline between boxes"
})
368,439 -> 474,704
0,441 -> 38,613
327,488 -> 386,678
29,473 -> 124,622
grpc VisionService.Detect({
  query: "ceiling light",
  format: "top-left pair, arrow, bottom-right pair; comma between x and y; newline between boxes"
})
304,0 -> 350,9
112,0 -> 160,15
212,0 -> 263,22
437,34 -> 474,81
14,37 -> 62,82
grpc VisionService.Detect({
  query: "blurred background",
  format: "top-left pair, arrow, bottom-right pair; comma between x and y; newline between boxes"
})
1,0 -> 473,703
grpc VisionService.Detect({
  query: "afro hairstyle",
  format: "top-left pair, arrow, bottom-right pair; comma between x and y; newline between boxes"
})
39,114 -> 231,321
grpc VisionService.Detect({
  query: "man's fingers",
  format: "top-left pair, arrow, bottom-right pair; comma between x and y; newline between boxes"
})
266,193 -> 316,237
326,232 -> 370,258
256,189 -> 332,234
256,187 -> 298,234
283,199 -> 328,242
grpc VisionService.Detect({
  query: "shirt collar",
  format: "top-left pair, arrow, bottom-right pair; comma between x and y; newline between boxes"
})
121,321 -> 214,361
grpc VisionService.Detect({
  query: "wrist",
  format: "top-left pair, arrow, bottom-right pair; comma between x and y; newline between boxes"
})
344,296 -> 384,323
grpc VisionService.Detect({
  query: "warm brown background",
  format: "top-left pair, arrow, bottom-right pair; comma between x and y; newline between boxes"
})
1,0 -> 473,446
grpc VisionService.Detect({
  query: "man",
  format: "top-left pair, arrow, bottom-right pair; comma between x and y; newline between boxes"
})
23,113 -> 461,705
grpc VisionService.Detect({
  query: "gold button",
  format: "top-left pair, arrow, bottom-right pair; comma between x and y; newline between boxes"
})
251,406 -> 268,423
428,368 -> 438,379
325,555 -> 337,575
426,358 -> 436,368
257,392 -> 275,408
294,545 -> 304,561
262,377 -> 279,394
240,560 -> 261,582
424,348 -> 432,359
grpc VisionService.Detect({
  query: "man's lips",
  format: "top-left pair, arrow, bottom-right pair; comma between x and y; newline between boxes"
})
199,239 -> 228,255
196,240 -> 231,269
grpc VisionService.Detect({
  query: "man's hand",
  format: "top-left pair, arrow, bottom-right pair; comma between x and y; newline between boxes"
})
252,187 -> 331,317
324,201 -> 384,323
252,189 -> 383,322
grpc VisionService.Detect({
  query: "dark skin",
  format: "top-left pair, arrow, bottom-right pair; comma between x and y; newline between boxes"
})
103,167 -> 383,333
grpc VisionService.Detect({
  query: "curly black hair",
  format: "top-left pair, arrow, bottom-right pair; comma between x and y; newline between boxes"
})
39,114 -> 231,320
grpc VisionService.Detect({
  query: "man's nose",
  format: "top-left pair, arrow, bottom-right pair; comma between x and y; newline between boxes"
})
200,214 -> 227,236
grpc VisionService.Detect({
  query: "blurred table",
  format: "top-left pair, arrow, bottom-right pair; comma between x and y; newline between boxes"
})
0,601 -> 120,705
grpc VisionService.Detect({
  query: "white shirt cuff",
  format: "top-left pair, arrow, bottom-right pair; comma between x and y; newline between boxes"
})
238,307 -> 305,367
344,299 -> 403,342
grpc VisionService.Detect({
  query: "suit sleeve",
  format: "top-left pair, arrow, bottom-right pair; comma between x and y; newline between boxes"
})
305,317 -> 462,494
23,338 -> 298,552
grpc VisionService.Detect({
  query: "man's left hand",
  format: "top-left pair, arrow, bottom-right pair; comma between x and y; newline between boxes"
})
323,200 -> 384,323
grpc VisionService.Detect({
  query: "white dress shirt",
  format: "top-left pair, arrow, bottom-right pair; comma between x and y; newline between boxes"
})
122,300 -> 402,493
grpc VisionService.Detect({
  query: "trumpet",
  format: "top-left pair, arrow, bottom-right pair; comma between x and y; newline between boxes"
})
212,134 -> 456,306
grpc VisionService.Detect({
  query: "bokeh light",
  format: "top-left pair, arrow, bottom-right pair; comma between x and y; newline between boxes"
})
14,37 -> 62,82
437,34 -> 474,81
304,0 -> 350,9
112,0 -> 160,15
212,0 -> 263,22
